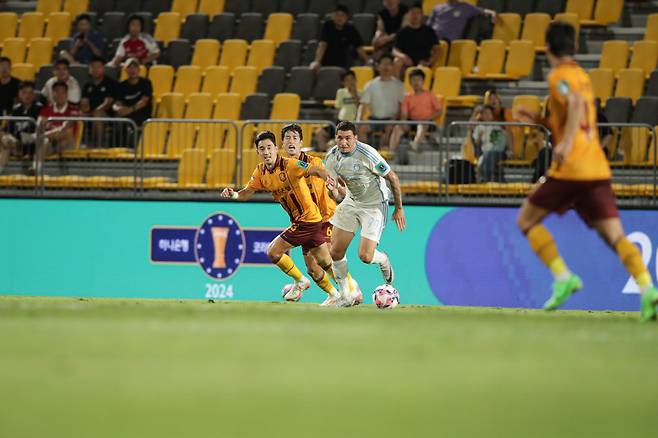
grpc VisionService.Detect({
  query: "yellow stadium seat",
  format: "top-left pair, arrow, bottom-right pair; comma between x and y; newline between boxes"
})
239,148 -> 259,186
154,12 -> 181,45
261,92 -> 300,135
264,13 -> 293,46
198,0 -> 226,17
553,13 -> 580,37
45,12 -> 71,44
173,65 -> 202,99
18,12 -> 45,41
566,0 -> 594,21
432,39 -> 449,69
492,13 -> 521,44
403,65 -> 432,92
167,92 -> 214,158
351,66 -> 374,92
0,13 -> 18,46
37,0 -> 62,15
581,0 -> 623,26
206,148 -> 236,188
521,13 -> 550,52
432,66 -> 477,106
177,149 -> 207,188
63,0 -> 89,18
158,92 -> 185,118
229,66 -> 258,101
148,64 -> 175,102
599,40 -> 629,76
247,39 -> 275,73
139,93 -> 184,159
502,39 -> 535,79
2,38 -> 26,64
186,92 -> 214,119
119,64 -> 147,81
511,95 -> 542,159
468,39 -> 505,79
26,38 -> 53,70
629,40 -> 658,77
172,0 -> 198,19
614,68 -> 645,103
196,92 -> 241,156
191,39 -> 220,70
447,39 -> 476,75
11,63 -> 35,81
219,39 -> 248,73
646,14 -> 658,42
588,68 -> 614,102
202,65 -> 230,95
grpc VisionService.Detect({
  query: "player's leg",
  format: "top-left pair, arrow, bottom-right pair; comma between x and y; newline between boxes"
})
330,225 -> 356,296
357,202 -> 394,284
0,134 -> 17,173
412,124 -> 428,151
389,125 -> 406,151
307,244 -> 344,305
268,234 -> 310,293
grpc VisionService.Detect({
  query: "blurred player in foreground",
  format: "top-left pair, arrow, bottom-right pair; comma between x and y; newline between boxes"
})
516,22 -> 658,321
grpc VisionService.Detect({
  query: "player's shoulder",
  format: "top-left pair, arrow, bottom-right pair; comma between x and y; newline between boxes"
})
326,145 -> 340,160
355,141 -> 384,163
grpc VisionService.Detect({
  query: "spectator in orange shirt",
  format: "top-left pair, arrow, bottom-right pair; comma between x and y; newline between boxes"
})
389,68 -> 442,152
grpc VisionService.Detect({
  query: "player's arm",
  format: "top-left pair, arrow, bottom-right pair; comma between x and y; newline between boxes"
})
326,176 -> 346,203
220,185 -> 255,201
554,91 -> 584,166
306,165 -> 327,180
384,170 -> 406,231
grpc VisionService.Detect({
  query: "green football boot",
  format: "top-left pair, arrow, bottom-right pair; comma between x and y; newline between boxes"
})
640,286 -> 658,322
543,274 -> 583,311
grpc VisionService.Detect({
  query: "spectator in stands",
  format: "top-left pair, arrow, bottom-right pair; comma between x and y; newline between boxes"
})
35,81 -> 80,173
357,53 -> 405,149
310,4 -> 369,72
110,14 -> 160,68
0,57 -> 20,117
389,68 -> 442,152
315,70 -> 360,151
393,2 -> 440,78
427,0 -> 495,42
42,59 -> 82,105
113,58 -> 152,128
372,0 -> 409,56
471,105 -> 509,182
0,82 -> 43,174
60,13 -> 105,65
81,57 -> 118,148
483,88 -> 509,122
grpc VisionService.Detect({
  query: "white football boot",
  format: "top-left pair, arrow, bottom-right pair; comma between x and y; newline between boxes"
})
378,253 -> 394,285
285,277 -> 310,301
343,277 -> 363,307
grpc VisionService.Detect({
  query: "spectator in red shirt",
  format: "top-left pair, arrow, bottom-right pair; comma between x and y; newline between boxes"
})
389,68 -> 442,152
110,15 -> 160,68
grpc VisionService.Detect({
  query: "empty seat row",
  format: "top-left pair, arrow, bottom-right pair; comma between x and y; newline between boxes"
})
444,39 -> 535,79
1,38 -> 55,70
599,40 -> 658,77
590,68 -> 650,103
0,11 -> 74,44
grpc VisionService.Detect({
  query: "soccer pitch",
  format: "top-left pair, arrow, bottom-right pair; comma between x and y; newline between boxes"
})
1,297 -> 656,438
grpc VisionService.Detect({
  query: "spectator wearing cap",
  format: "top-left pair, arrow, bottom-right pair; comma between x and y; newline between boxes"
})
372,0 -> 409,56
81,57 -> 118,147
393,2 -> 440,78
61,13 -> 105,65
42,58 -> 82,104
310,4 -> 369,72
427,0 -> 495,42
110,14 -> 160,67
113,58 -> 152,128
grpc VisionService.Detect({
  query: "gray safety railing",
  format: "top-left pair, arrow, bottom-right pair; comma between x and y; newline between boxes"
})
0,116 -> 39,194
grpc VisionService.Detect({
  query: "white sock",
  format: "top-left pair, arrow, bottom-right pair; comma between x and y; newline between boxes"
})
371,250 -> 388,265
333,257 -> 349,293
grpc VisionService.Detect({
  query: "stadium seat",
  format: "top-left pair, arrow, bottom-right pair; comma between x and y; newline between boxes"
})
468,39 -> 505,79
629,40 -> 658,78
506,0 -> 533,16
614,68 -> 645,103
154,12 -> 181,45
176,149 -> 207,188
352,14 -> 376,46
581,0 -> 623,26
261,92 -> 301,135
207,13 -> 235,42
274,40 -> 302,72
286,66 -> 314,100
264,13 -> 293,46
292,13 -> 321,42
219,39 -> 248,73
173,65 -> 202,99
169,93 -> 215,158
0,13 -> 18,46
603,96 -> 632,160
553,13 -> 580,37
313,66 -> 344,101
534,0 -> 565,16
70,63 -> 88,85
521,13 -> 550,52
247,39 -> 275,74
148,65 -> 175,102
201,65 -> 230,95
599,40 -> 629,76
403,65 -> 432,91
114,0 -> 141,15
511,95 -> 542,159
308,0 -> 336,16
566,0 -> 594,22
172,0 -> 197,19
589,68 -> 614,103
280,0 -> 307,16
646,14 -> 658,42
18,13 -> 45,41
256,66 -> 286,97
351,65 -> 374,92
623,97 -> 658,164
235,13 -> 264,43
206,148 -> 236,188
192,39 -> 221,70
198,0 -> 226,17
477,0 -> 503,12
646,70 -> 658,96
502,40 -> 535,79
1,38 -> 26,64
252,0 -> 279,16
26,38 -> 53,70
447,39 -> 477,75
37,0 -> 62,15
35,64 -> 52,88
432,66 -> 460,99
164,40 -> 191,69
101,12 -> 125,43
492,13 -> 521,44
45,12 -> 72,45
11,63 -> 35,81
180,14 -> 210,44
238,147 -> 260,186
63,0 -> 89,18
240,92 -> 270,120
135,12 -> 155,35
142,92 -> 185,158
143,0 -> 173,17
303,39 -> 318,65
229,66 -> 258,101
432,40 -> 449,68
203,92 -> 242,153
224,0 -> 248,17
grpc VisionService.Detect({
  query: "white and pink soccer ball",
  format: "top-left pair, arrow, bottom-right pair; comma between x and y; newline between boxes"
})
372,284 -> 400,309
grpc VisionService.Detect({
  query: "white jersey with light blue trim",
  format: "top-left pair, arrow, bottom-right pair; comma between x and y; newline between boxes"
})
324,141 -> 391,206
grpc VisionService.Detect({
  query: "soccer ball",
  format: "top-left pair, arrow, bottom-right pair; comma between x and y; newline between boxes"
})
372,284 -> 400,309
281,284 -> 303,302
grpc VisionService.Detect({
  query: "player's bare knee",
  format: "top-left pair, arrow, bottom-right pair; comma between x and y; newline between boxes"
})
358,248 -> 374,264
307,266 -> 324,282
266,244 -> 283,263
330,246 -> 345,261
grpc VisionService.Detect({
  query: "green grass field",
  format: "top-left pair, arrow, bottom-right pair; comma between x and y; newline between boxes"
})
1,297 -> 657,438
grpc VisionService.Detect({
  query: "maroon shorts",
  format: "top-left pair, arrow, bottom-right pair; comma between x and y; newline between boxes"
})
280,221 -> 327,254
302,222 -> 332,255
528,177 -> 619,226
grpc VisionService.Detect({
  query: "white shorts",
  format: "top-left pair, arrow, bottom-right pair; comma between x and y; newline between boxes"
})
330,198 -> 388,243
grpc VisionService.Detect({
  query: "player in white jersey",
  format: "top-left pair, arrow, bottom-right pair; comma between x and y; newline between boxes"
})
324,121 -> 406,305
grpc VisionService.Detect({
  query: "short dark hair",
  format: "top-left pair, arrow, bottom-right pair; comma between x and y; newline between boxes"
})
341,70 -> 356,81
546,21 -> 575,57
336,121 -> 357,135
127,14 -> 144,29
76,13 -> 92,24
409,68 -> 425,80
52,81 -> 68,91
0,56 -> 11,65
55,58 -> 70,68
254,130 -> 277,147
281,124 -> 303,141
89,56 -> 105,64
378,52 -> 394,64
334,4 -> 349,15
18,81 -> 35,90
